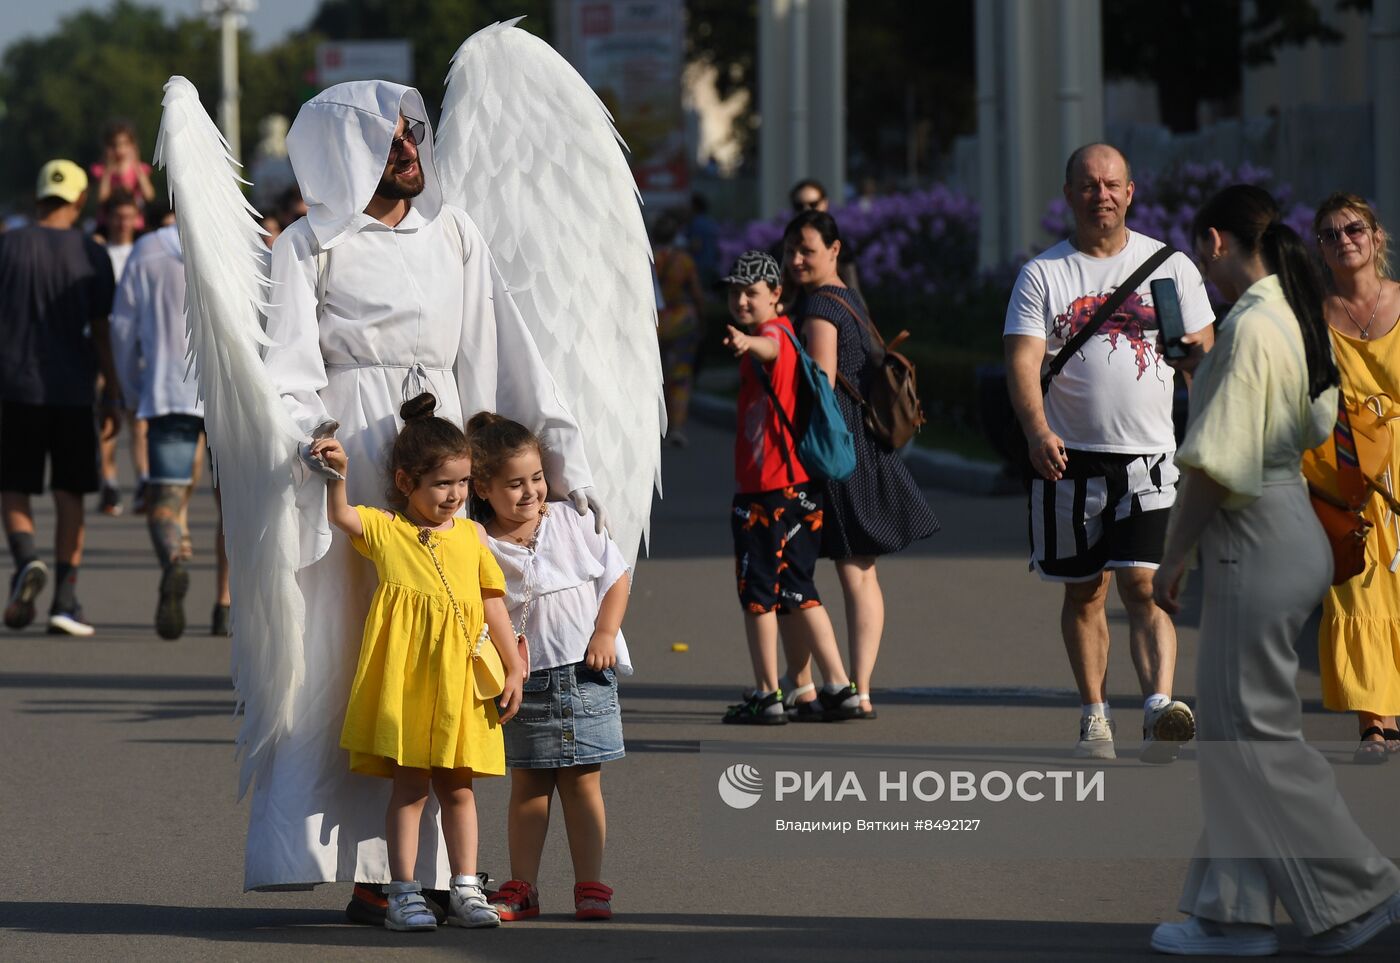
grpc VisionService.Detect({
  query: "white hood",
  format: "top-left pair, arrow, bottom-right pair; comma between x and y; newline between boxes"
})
285,80 -> 442,250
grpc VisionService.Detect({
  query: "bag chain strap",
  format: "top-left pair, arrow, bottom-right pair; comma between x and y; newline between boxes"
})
511,507 -> 548,640
417,527 -> 486,662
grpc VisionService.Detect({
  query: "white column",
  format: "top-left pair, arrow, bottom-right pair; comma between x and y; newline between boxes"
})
1374,3 -> 1400,231
219,8 -> 240,161
788,0 -> 810,184
808,0 -> 845,207
975,0 -> 1003,271
759,0 -> 790,216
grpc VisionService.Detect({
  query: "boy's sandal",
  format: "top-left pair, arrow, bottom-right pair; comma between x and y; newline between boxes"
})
574,881 -> 613,921
1384,727 -> 1400,753
1354,726 -> 1389,764
487,879 -> 540,921
787,698 -> 827,722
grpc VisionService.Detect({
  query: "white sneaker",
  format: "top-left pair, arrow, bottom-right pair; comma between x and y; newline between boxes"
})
1150,916 -> 1279,956
447,873 -> 500,928
1302,889 -> 1400,956
47,609 -> 95,637
384,881 -> 437,932
1143,699 -> 1196,764
1074,713 -> 1116,759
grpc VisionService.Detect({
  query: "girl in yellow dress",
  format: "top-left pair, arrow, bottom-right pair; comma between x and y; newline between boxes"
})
309,392 -> 524,932
1313,193 -> 1400,761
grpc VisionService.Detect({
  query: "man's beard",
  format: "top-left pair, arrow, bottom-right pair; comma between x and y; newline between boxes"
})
376,166 -> 426,201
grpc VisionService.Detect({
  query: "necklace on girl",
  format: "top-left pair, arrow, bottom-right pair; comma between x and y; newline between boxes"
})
503,503 -> 549,544
1341,285 -> 1383,340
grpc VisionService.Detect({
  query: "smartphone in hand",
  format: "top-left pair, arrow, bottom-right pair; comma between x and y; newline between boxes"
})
1150,278 -> 1189,361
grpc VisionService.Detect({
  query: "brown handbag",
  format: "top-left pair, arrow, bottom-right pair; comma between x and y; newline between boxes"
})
827,292 -> 926,449
1302,393 -> 1400,584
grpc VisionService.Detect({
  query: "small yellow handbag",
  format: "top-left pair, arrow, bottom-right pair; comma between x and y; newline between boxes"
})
419,528 -> 505,701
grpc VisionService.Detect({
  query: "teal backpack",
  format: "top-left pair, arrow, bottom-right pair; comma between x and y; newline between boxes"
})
752,327 -> 857,483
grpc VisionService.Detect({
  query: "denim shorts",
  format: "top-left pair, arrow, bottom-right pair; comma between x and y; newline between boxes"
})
146,414 -> 205,485
503,662 -> 625,769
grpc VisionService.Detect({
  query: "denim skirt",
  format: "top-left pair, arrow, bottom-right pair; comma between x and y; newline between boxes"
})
503,661 -> 625,769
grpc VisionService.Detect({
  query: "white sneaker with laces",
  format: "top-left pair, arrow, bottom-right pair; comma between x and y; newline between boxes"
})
1302,889 -> 1400,956
384,880 -> 437,932
1149,916 -> 1279,956
1074,713 -> 1116,759
1142,699 -> 1196,764
447,874 -> 501,928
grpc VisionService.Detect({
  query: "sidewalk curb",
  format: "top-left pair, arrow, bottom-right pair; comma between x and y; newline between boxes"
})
687,391 -> 1021,497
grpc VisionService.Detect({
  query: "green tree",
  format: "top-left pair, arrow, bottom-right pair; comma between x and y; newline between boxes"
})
0,1 -> 320,212
1104,0 -> 1371,133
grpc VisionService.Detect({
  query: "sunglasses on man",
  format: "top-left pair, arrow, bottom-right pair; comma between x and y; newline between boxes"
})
1318,220 -> 1370,245
389,119 -> 427,158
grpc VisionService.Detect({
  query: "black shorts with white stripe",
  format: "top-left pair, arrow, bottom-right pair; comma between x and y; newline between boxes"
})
1028,449 -> 1178,582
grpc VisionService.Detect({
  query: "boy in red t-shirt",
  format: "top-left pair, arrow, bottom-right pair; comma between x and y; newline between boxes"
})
719,251 -> 862,724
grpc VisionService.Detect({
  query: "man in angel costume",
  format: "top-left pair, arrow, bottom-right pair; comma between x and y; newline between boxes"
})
247,82 -> 599,898
154,21 -> 663,910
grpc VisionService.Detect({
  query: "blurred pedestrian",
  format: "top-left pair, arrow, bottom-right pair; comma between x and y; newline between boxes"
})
0,160 -> 118,636
274,184 -> 307,231
1151,183 -> 1400,958
1309,192 -> 1400,761
1004,143 -> 1212,761
91,121 -> 155,230
779,179 -> 861,297
784,210 -> 938,719
654,213 -> 704,447
688,191 -> 720,289
96,191 -> 148,516
110,215 -> 232,639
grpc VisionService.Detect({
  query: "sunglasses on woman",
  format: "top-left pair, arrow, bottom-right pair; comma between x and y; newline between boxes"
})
1318,220 -> 1369,245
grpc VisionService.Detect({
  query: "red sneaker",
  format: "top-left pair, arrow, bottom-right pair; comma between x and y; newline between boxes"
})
488,879 -> 540,921
574,881 -> 613,921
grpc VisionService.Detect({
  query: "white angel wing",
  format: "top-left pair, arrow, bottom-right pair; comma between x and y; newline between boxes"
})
436,18 -> 665,567
156,76 -> 306,797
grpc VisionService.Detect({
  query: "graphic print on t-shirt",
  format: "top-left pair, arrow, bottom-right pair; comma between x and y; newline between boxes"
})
1051,290 -> 1164,383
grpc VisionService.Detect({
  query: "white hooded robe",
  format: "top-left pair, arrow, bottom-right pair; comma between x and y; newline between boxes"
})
244,80 -> 593,891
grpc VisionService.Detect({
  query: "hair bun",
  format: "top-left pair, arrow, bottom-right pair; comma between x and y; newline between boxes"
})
465,409 -> 502,435
400,392 -> 437,422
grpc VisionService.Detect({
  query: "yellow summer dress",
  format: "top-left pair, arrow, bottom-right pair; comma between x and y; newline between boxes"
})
339,507 -> 508,778
1318,325 -> 1400,715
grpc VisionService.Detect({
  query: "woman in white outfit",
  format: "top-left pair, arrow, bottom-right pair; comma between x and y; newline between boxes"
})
1150,184 -> 1400,955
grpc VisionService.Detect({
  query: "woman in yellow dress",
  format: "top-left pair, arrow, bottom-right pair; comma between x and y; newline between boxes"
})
310,392 -> 524,931
1313,193 -> 1400,761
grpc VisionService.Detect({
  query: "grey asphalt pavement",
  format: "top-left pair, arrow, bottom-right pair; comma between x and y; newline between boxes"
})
1,418 -> 1392,961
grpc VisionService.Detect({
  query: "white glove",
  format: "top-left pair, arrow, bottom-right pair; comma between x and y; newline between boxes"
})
569,487 -> 609,535
299,419 -> 344,480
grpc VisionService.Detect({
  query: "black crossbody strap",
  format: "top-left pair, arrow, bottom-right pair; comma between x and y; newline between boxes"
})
1041,245 -> 1177,394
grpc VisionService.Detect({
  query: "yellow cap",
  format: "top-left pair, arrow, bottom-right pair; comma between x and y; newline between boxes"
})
36,159 -> 88,204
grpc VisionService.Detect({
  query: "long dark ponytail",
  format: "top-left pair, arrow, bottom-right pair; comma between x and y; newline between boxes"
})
1192,184 -> 1338,399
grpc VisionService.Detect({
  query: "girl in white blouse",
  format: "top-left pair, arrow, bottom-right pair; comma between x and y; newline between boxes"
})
1150,184 -> 1400,956
469,411 -> 631,924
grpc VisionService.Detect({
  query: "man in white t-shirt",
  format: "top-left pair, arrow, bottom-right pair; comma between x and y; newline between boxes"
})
1004,143 -> 1215,764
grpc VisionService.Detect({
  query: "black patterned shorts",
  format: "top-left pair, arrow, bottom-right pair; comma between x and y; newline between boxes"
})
731,486 -> 825,614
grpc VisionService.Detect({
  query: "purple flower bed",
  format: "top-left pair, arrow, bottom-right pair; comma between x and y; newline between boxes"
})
718,185 -> 981,301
